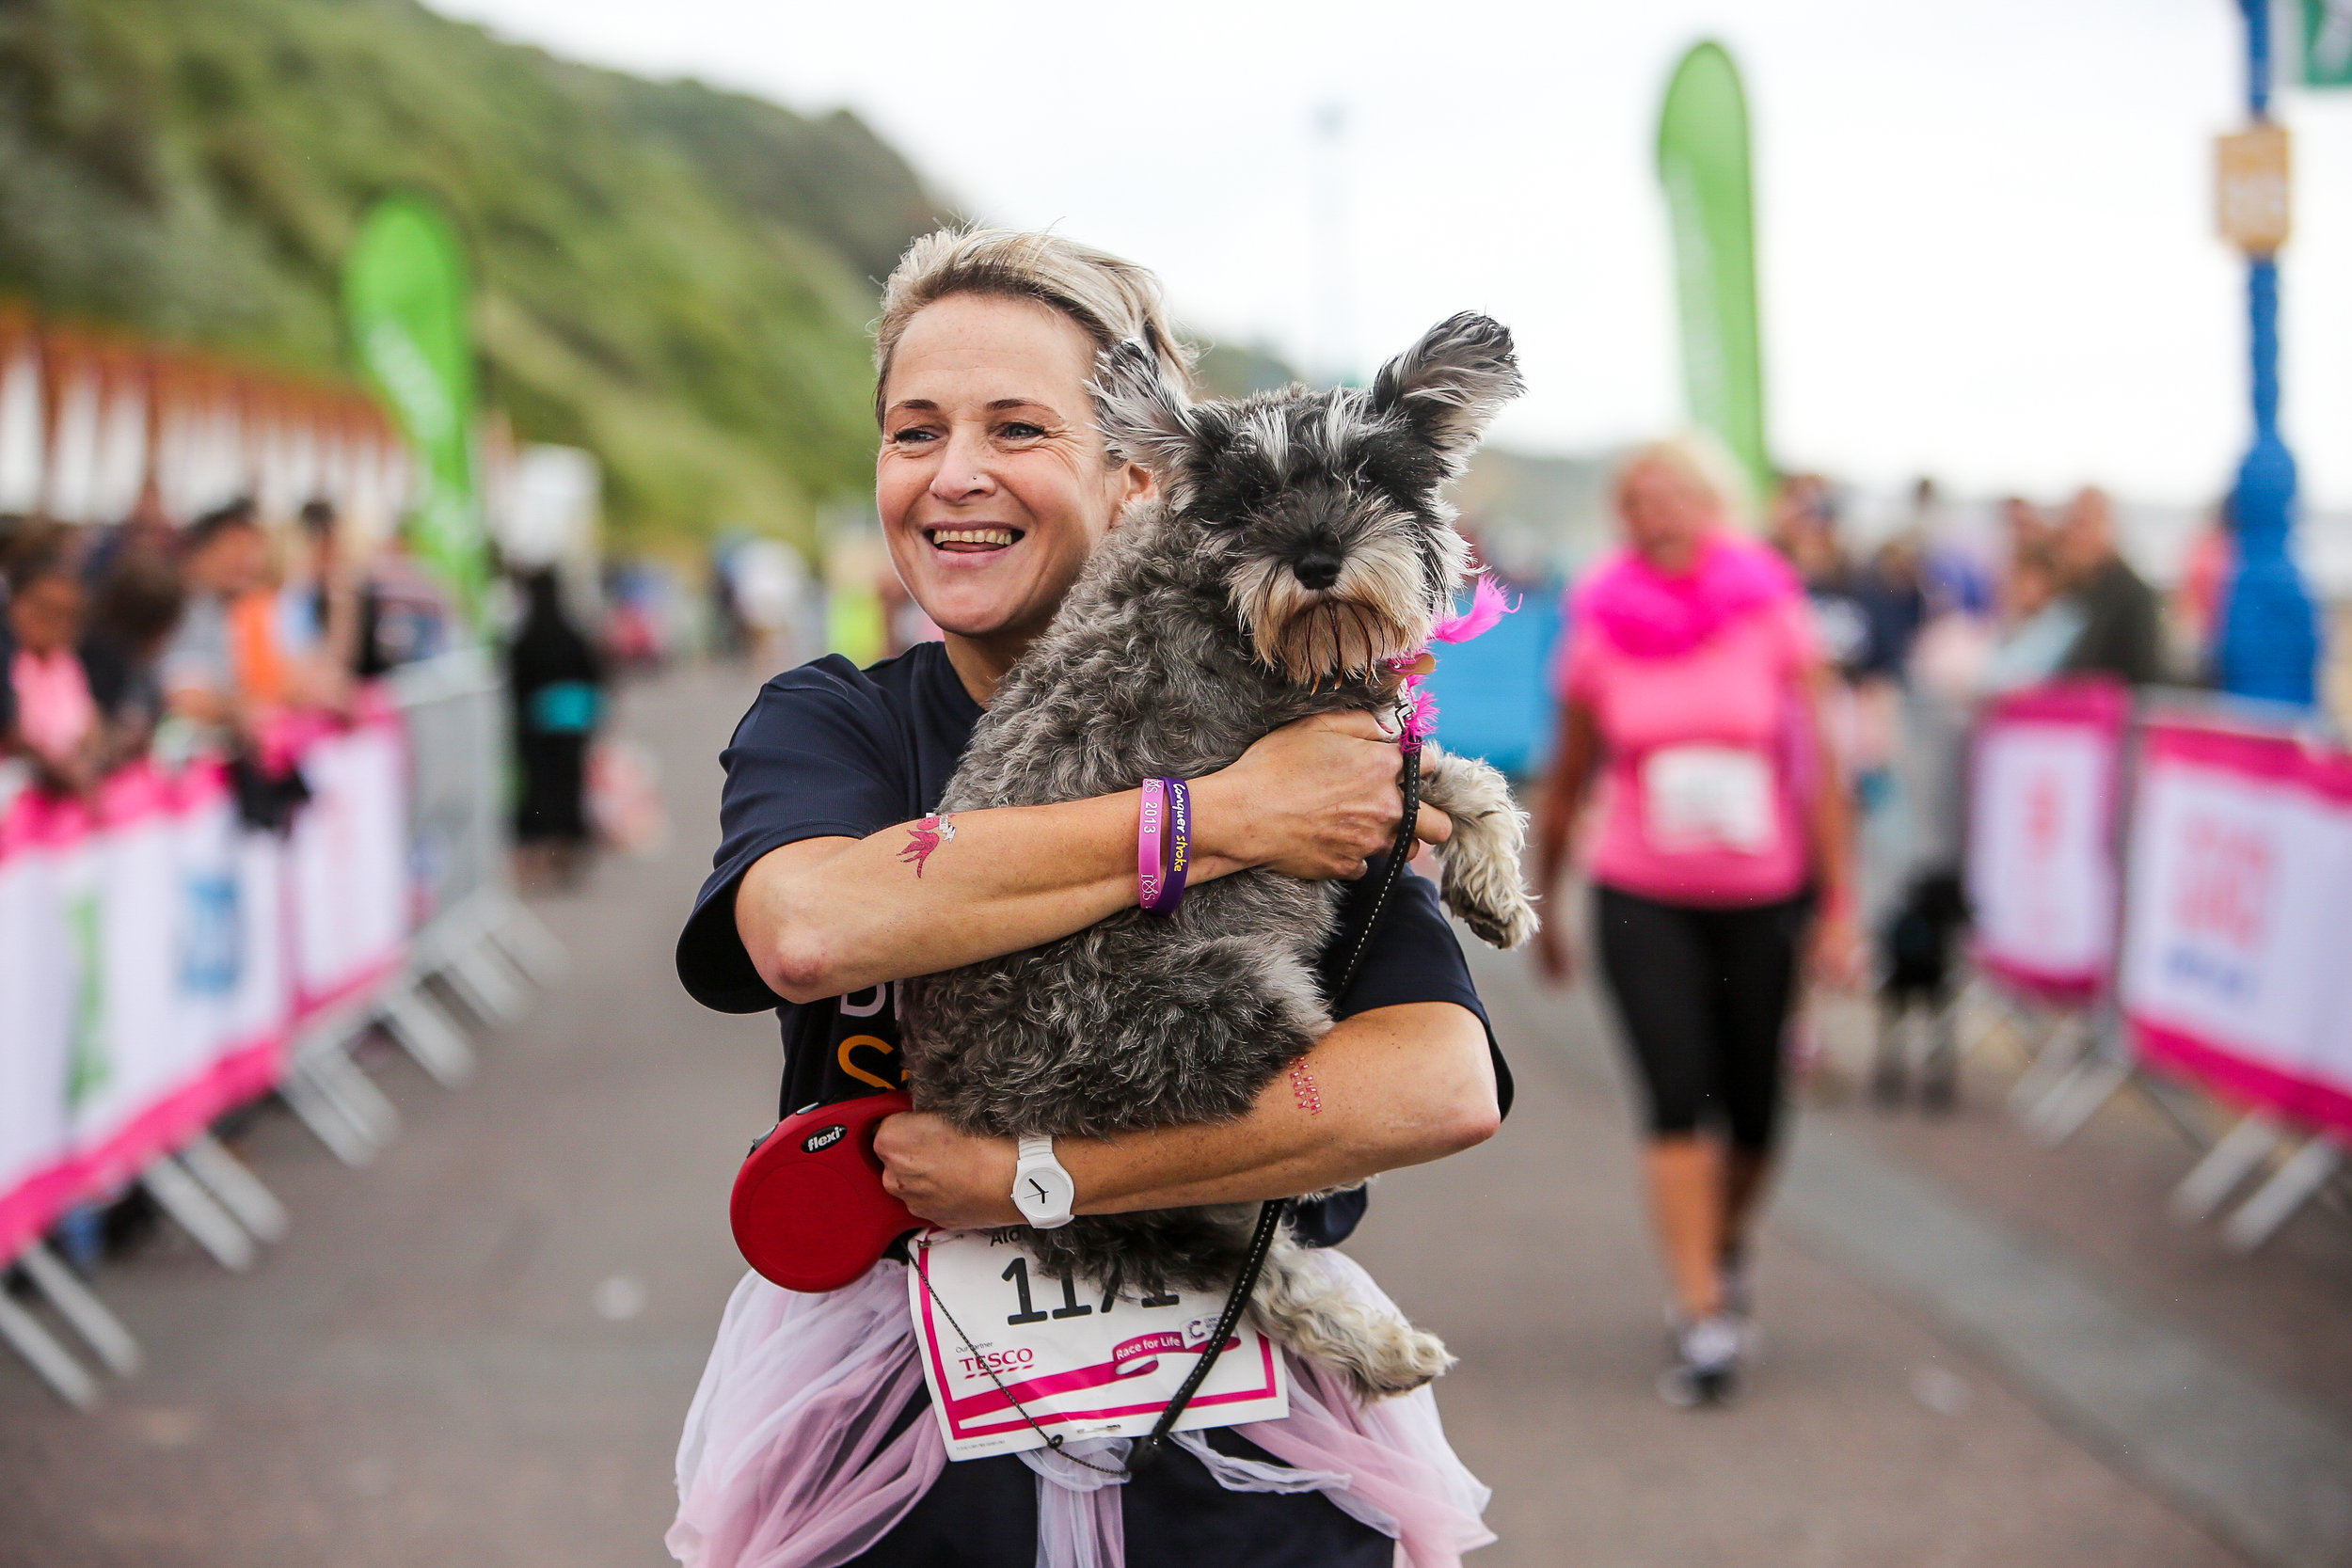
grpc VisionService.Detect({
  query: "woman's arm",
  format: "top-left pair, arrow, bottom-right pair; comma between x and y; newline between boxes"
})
1530,696 -> 1600,982
1796,667 -> 1865,984
1533,697 -> 1600,896
873,1001 -> 1499,1227
737,709 -> 1451,1004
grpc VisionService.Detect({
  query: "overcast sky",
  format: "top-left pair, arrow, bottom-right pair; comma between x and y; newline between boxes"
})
428,0 -> 2352,512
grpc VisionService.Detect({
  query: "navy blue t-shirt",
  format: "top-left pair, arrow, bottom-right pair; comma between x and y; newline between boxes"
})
674,641 -> 1507,1568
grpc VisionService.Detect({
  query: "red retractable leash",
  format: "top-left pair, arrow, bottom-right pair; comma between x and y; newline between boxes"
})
731,1088 -> 920,1293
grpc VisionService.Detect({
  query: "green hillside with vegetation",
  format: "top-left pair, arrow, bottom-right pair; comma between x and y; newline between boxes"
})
0,0 -> 954,546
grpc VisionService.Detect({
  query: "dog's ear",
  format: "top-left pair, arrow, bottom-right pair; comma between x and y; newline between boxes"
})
1369,312 -> 1524,471
1089,340 -> 1197,480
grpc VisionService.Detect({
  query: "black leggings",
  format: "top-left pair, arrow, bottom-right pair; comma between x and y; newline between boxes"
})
1594,884 -> 1812,1152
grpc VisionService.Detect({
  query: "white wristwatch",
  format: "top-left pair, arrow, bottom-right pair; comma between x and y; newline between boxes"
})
1011,1135 -> 1076,1229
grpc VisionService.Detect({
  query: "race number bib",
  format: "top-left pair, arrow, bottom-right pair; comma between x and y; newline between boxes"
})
907,1230 -> 1289,1461
1641,745 -> 1777,854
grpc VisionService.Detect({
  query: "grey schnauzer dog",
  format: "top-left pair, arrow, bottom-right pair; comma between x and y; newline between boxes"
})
898,312 -> 1537,1399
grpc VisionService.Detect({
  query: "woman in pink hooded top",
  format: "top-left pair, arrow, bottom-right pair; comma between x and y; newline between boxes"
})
1532,434 -> 1859,1407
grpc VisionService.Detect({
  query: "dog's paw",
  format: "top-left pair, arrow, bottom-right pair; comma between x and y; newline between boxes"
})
1459,892 -> 1538,951
1419,748 -> 1535,949
1252,1240 -> 1454,1399
1334,1321 -> 1455,1400
1441,851 -> 1539,951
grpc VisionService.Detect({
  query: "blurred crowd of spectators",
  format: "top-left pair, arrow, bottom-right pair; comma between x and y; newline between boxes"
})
1783,477 -> 2171,682
1762,473 -> 2183,1103
1767,476 -> 2175,796
0,500 -> 453,804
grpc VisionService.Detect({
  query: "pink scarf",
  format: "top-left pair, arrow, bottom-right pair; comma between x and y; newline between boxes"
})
1570,532 -> 1799,659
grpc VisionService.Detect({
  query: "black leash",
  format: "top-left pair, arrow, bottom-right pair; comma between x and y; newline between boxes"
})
1125,735 -> 1423,1474
1333,738 -> 1424,1002
1122,1192 -> 1290,1472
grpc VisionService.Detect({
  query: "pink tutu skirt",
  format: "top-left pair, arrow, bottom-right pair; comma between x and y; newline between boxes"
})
668,1247 -> 1494,1568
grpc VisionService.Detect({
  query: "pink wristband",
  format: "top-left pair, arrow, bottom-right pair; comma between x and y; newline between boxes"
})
1138,776 -> 1191,914
1139,777 -> 1166,906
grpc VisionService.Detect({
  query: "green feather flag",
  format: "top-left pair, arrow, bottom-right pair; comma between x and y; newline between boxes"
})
344,197 -> 487,625
1657,41 -> 1771,503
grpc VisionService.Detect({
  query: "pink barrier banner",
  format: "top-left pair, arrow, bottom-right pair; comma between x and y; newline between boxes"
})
2119,719 -> 2352,1139
285,701 -> 409,1019
1965,678 -> 2131,1005
0,701 -> 408,1261
0,787 -> 78,1264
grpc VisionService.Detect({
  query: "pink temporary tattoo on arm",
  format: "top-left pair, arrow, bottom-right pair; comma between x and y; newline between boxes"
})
1290,1064 -> 1322,1116
898,814 -> 956,877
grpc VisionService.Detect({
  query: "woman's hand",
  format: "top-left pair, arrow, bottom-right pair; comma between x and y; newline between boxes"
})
875,1112 -> 1022,1229
1192,711 -> 1452,880
1533,917 -> 1577,987
31,750 -> 100,801
1807,907 -> 1867,990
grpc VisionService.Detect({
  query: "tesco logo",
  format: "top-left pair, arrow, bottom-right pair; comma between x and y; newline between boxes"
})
959,1347 -> 1035,1376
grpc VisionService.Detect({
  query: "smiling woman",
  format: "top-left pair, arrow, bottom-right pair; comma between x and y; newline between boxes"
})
876,292 -> 1153,680
868,232 -> 1189,700
670,228 -> 1503,1568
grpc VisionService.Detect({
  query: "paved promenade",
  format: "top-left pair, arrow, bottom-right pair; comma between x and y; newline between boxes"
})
3,661 -> 2345,1567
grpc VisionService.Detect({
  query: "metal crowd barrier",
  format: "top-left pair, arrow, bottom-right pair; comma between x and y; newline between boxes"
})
0,649 -> 565,1408
379,646 -> 570,1097
1955,680 -> 2351,1254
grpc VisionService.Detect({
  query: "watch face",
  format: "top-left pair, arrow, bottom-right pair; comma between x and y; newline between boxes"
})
1016,1163 -> 1074,1219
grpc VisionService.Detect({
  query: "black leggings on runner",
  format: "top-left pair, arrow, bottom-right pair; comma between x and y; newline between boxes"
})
1594,884 -> 1812,1152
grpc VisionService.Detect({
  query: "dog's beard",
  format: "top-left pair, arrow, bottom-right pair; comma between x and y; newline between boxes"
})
1233,539 -> 1434,686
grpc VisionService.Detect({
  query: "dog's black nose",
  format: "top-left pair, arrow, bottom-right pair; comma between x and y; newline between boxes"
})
1293,543 -> 1343,592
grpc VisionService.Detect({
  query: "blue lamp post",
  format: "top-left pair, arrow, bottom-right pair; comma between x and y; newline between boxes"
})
2216,0 -> 2321,705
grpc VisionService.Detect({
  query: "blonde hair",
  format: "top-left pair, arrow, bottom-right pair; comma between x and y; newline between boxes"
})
1613,430 -> 1756,531
871,228 -> 1196,425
